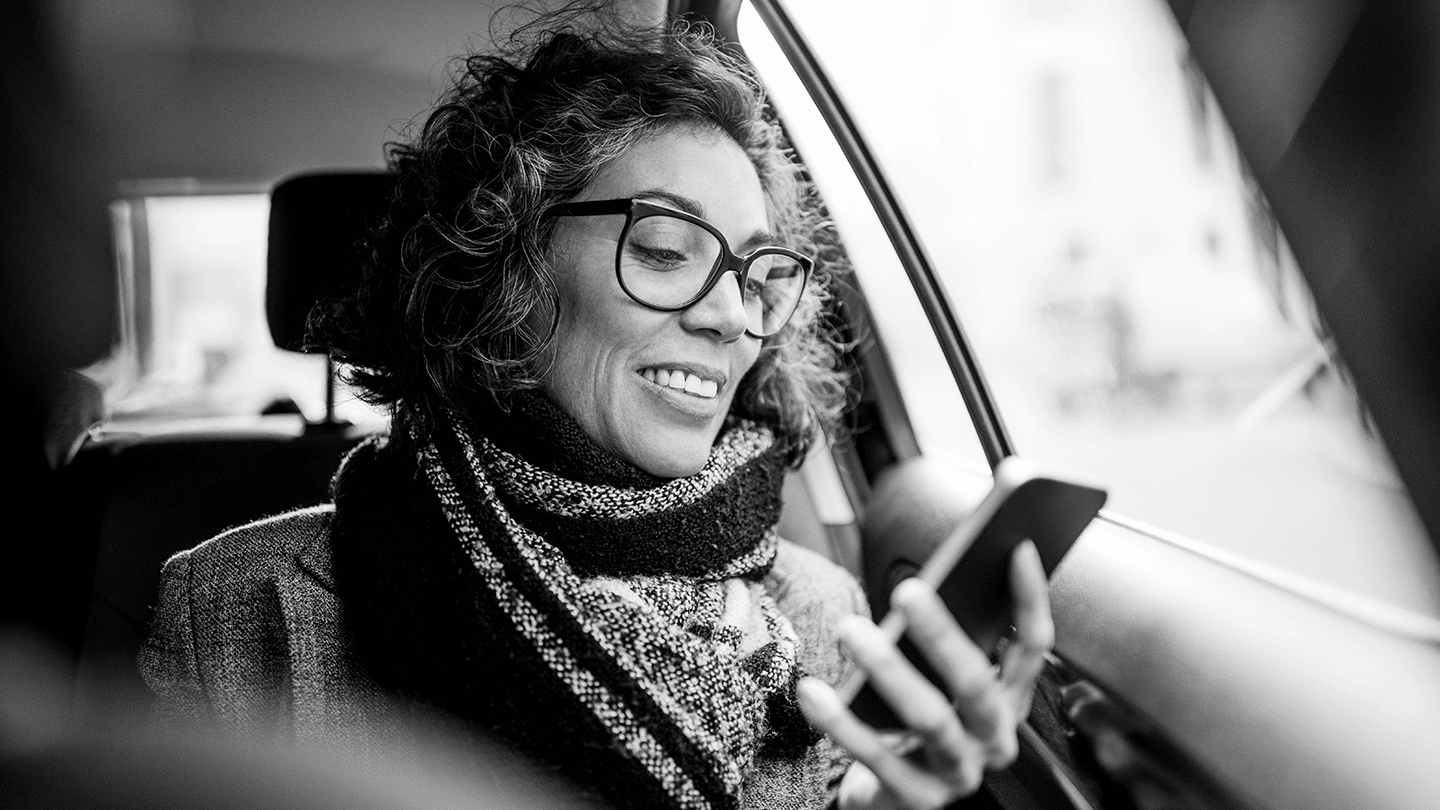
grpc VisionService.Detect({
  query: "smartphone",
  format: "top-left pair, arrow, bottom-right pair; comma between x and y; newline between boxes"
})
836,457 -> 1107,728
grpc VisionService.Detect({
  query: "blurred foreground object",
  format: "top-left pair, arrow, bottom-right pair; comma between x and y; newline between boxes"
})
0,0 -> 117,650
1170,0 -> 1440,556
0,629 -> 601,810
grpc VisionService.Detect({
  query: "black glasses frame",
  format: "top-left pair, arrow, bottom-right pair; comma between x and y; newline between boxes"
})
548,197 -> 814,338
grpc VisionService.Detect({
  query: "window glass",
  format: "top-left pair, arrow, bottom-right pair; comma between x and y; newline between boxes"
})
87,193 -> 383,430
740,6 -> 990,477
751,0 -> 1440,617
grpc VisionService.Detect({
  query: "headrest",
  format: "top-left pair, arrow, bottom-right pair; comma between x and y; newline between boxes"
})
266,171 -> 395,351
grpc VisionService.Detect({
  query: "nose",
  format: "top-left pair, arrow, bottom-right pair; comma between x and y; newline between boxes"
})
679,270 -> 751,341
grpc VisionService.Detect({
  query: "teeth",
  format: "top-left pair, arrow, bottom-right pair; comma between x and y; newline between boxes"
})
641,368 -> 720,399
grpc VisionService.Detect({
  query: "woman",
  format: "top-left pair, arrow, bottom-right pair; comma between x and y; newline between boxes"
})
141,16 -> 1053,810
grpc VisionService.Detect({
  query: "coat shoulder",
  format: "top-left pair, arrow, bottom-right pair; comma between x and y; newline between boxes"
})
768,539 -> 869,622
766,539 -> 869,689
170,505 -> 335,592
142,505 -> 375,739
146,505 -> 339,686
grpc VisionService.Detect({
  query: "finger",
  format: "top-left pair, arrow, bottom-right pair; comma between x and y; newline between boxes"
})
798,678 -> 978,809
836,616 -> 971,763
833,761 -> 890,810
1002,541 -> 1055,694
890,579 -> 1011,747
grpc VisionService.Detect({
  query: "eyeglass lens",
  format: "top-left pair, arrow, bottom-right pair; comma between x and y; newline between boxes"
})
621,214 -> 806,336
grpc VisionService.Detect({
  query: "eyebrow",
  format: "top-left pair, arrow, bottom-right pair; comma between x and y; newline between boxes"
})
633,188 -> 780,253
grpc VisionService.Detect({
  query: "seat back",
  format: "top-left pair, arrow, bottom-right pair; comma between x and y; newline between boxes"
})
70,432 -> 359,712
71,171 -> 394,712
266,171 -> 395,352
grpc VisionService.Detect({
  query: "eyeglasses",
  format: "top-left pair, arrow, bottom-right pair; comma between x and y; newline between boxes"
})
547,197 -> 814,338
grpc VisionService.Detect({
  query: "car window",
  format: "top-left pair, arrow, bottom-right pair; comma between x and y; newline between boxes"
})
85,192 -> 383,431
738,8 -> 992,479
742,0 -> 1440,618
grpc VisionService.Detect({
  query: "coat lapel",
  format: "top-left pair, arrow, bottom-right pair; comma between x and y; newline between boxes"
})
276,514 -> 394,746
294,513 -> 337,593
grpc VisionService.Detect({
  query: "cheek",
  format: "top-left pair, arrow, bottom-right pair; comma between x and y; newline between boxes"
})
548,247 -> 606,354
730,343 -> 767,405
743,340 -> 764,375
546,266 -> 654,397
556,275 -> 642,356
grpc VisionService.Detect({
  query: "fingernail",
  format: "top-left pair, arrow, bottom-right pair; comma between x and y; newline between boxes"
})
796,676 -> 830,712
836,615 -> 866,647
796,676 -> 820,700
890,577 -> 926,608
1019,540 -> 1041,565
890,579 -> 913,609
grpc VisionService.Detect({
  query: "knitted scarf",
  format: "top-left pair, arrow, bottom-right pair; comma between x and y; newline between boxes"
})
330,395 -> 820,810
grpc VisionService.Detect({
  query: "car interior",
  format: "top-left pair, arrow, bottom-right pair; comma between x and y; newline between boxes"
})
6,0 -> 1440,808
66,170 -> 398,714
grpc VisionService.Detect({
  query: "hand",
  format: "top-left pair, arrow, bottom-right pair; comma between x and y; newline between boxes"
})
797,541 -> 1055,810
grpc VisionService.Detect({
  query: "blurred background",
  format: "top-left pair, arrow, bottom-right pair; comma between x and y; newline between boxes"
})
53,0 -> 500,429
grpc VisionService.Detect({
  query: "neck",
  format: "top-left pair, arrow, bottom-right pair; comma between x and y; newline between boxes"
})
475,390 -> 672,489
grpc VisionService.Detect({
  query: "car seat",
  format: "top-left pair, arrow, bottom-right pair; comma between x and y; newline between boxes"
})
67,171 -> 394,714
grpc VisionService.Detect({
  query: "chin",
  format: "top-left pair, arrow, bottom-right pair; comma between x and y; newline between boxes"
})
623,429 -> 718,479
632,447 -> 710,479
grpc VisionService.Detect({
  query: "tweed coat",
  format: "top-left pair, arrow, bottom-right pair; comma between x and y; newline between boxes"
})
140,504 -> 868,806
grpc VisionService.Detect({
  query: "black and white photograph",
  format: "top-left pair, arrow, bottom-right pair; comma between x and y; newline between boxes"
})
4,1 -> 1439,808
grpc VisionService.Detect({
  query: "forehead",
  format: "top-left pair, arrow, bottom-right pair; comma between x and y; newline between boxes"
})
581,125 -> 770,231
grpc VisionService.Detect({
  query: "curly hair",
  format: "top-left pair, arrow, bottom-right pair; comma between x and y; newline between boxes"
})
313,14 -> 847,465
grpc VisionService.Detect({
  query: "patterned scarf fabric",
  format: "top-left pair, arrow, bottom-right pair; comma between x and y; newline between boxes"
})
332,398 -> 820,810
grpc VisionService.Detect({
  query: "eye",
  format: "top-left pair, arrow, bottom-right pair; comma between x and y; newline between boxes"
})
630,241 -> 691,270
743,275 -> 767,301
625,215 -> 711,273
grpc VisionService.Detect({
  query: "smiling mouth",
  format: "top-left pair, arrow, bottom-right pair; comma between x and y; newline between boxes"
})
640,367 -> 720,399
